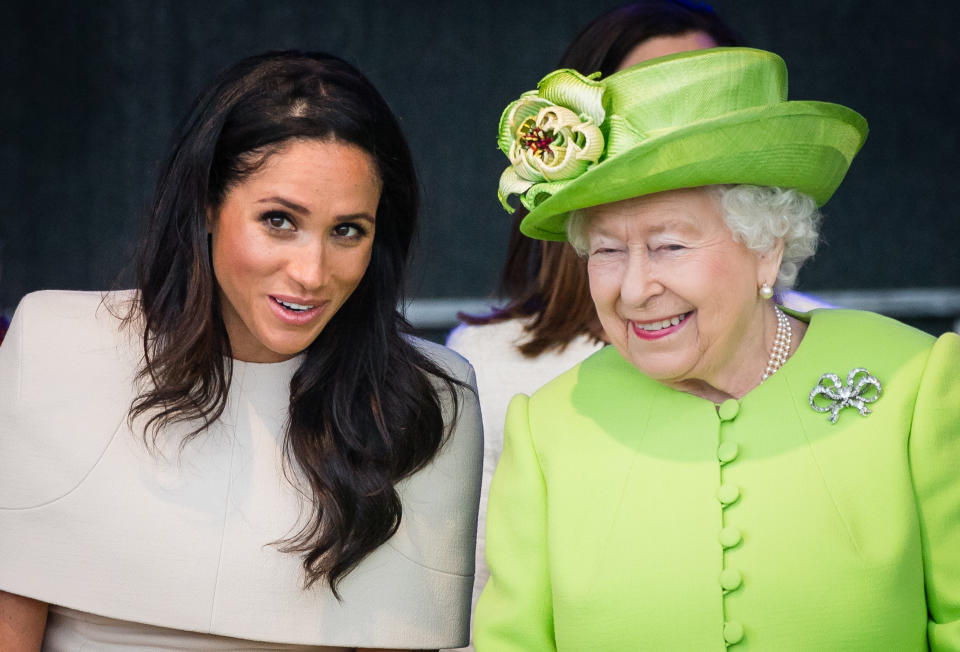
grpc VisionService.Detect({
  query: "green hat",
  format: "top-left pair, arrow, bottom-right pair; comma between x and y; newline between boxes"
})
496,47 -> 868,241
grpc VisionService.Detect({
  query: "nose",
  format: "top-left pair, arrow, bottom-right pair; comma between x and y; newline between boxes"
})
619,249 -> 663,309
286,239 -> 327,290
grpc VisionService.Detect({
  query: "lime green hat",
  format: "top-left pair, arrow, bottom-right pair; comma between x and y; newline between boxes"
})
497,47 -> 868,241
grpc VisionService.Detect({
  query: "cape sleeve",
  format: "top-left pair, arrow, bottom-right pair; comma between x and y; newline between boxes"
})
473,393 -> 555,651
0,295 -> 27,479
910,332 -> 960,650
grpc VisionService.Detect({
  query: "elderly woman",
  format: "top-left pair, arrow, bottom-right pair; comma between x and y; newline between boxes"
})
474,48 -> 960,650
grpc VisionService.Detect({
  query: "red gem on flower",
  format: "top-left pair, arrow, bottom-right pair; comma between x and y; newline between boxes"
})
521,126 -> 555,158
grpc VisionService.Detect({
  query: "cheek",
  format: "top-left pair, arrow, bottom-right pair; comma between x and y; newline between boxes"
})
331,243 -> 375,291
677,248 -> 744,299
212,225 -> 276,293
689,255 -> 757,333
587,261 -> 624,322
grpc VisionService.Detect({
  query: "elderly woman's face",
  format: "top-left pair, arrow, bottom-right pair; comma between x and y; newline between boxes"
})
208,139 -> 381,363
585,187 -> 779,393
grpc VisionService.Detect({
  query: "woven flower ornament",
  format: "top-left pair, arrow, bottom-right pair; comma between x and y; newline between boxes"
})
498,69 -> 606,212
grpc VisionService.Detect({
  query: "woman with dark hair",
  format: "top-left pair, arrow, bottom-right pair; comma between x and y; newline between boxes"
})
0,51 -> 481,650
447,0 -> 745,625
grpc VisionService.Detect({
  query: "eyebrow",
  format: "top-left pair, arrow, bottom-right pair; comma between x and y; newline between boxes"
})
258,196 -> 309,215
648,219 -> 699,236
335,212 -> 376,225
257,196 -> 377,224
590,217 -> 698,240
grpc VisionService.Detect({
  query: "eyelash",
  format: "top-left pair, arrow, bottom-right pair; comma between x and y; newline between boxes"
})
333,222 -> 367,239
590,243 -> 685,256
261,211 -> 294,230
260,213 -> 368,240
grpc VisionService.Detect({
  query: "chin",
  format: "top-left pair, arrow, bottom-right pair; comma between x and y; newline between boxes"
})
625,349 -> 695,384
271,336 -> 316,358
252,330 -> 319,362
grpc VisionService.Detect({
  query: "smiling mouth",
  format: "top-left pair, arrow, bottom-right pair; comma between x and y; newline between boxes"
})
633,311 -> 691,332
272,297 -> 317,312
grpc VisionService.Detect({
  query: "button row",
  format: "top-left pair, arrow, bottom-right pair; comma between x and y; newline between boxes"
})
717,404 -> 743,645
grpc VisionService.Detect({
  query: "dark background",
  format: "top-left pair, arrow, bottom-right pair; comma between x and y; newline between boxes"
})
2,1 -> 958,330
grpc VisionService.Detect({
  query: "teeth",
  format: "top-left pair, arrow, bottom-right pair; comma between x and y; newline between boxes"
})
638,314 -> 686,331
275,298 -> 314,311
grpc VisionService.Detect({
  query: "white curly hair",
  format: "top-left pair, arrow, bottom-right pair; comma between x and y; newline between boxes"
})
565,185 -> 822,289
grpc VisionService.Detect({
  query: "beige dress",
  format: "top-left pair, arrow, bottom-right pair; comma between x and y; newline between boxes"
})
0,290 -> 483,650
445,319 -> 602,650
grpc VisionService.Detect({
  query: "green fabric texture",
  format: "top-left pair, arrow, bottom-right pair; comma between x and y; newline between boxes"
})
495,48 -> 868,242
474,309 -> 960,650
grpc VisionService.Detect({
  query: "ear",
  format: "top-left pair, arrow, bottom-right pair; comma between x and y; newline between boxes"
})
756,237 -> 785,289
205,207 -> 214,234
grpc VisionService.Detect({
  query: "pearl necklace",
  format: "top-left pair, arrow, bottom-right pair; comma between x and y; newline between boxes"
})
761,306 -> 792,381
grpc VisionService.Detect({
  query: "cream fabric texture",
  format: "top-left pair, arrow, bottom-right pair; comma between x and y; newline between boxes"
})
445,318 -> 602,649
0,290 -> 483,650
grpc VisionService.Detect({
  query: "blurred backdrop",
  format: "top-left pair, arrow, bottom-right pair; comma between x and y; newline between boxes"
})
2,0 -> 958,338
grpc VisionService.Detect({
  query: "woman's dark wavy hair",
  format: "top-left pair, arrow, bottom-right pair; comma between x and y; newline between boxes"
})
126,50 -> 461,597
461,0 -> 743,356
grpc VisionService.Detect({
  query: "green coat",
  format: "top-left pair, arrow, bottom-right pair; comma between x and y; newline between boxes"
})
475,309 -> 960,650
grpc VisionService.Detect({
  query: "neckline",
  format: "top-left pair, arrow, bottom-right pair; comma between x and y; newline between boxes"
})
228,353 -> 305,375
719,305 -> 816,404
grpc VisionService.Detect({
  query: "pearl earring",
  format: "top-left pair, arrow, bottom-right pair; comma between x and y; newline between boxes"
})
759,282 -> 774,300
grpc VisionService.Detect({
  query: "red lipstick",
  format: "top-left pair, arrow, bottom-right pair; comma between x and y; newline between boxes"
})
630,312 -> 690,340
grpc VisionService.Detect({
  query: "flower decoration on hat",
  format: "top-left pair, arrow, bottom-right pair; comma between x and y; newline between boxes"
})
498,69 -> 606,212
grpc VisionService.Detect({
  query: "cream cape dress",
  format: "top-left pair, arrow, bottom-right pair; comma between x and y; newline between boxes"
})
0,290 -> 483,650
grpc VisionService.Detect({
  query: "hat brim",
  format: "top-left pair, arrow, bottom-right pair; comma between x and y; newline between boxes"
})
518,100 -> 868,241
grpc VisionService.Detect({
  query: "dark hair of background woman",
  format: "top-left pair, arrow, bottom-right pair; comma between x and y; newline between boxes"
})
461,0 -> 743,356
125,51 -> 461,597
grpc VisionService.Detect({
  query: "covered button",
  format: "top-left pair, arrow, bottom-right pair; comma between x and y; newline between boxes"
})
719,568 -> 743,591
719,526 -> 742,548
718,441 -> 739,464
717,484 -> 740,505
718,399 -> 740,421
724,621 -> 744,645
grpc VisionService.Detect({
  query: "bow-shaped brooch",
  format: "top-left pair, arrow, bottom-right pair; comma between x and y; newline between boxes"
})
808,367 -> 883,424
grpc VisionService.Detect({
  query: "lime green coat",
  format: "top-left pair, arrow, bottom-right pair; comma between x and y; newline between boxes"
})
474,309 -> 960,651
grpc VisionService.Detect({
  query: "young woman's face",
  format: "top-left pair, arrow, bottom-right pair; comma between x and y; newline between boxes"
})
209,139 -> 381,363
